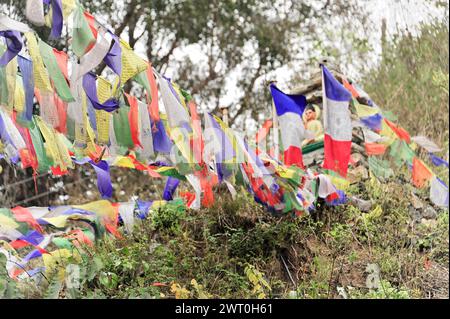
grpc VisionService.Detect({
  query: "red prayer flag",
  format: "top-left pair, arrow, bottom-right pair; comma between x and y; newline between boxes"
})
125,94 -> 142,149
52,48 -> 69,81
11,206 -> 43,233
146,62 -> 160,123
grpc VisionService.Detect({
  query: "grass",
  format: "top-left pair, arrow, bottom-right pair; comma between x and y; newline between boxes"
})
2,177 -> 448,299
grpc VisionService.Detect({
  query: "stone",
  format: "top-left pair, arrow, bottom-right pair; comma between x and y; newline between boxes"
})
421,218 -> 437,228
351,196 -> 372,212
365,263 -> 381,289
351,152 -> 364,165
409,206 -> 422,223
410,192 -> 424,209
422,206 -> 438,220
348,165 -> 369,183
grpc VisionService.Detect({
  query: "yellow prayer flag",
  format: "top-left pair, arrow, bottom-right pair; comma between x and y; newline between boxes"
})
95,77 -> 112,144
36,117 -> 66,170
150,200 -> 167,210
112,156 -> 135,168
354,99 -> 380,118
43,248 -> 81,281
5,57 -> 17,109
74,91 -> 88,149
14,75 -> 25,113
73,200 -> 116,219
0,214 -> 20,230
55,133 -> 74,169
379,120 -> 397,146
327,174 -> 350,191
120,39 -> 148,84
61,0 -> 76,18
24,33 -> 53,92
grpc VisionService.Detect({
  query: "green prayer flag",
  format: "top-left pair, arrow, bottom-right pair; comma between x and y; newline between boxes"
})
0,45 -> 9,105
180,88 -> 193,103
113,106 -> 134,149
38,40 -> 75,102
389,139 -> 415,167
71,5 -> 96,57
0,208 -> 29,234
368,156 -> 394,179
29,116 -> 52,172
52,237 -> 73,249
133,71 -> 151,96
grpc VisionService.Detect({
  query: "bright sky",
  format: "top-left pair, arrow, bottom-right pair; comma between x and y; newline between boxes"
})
166,0 -> 447,100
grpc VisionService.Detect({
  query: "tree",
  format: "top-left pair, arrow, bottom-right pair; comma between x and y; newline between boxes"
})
1,0 -> 368,128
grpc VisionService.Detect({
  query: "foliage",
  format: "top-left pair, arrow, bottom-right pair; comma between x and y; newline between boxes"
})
347,280 -> 410,299
244,264 -> 272,299
363,20 -> 449,148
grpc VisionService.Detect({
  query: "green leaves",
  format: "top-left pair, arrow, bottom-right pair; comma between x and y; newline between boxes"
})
44,279 -> 63,299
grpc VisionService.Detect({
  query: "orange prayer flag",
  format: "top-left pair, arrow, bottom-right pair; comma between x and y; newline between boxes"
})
256,119 -> 273,144
365,142 -> 387,156
342,78 -> 359,98
384,119 -> 411,144
412,157 -> 433,188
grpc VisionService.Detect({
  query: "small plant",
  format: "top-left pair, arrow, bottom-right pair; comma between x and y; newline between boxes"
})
152,203 -> 185,234
244,264 -> 272,299
170,282 -> 190,299
190,279 -> 212,299
347,280 -> 410,299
